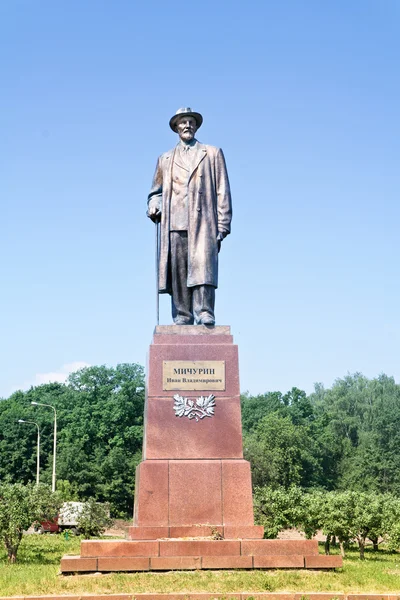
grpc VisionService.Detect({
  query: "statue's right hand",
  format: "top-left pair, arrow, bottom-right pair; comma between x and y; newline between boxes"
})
147,206 -> 161,223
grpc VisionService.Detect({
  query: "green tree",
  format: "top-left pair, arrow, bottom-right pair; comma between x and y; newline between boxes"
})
282,387 -> 315,425
297,490 -> 326,540
241,387 -> 314,434
76,498 -> 113,539
253,486 -> 304,538
244,412 -> 322,488
241,391 -> 285,433
343,491 -> 383,559
309,373 -> 400,495
0,483 -> 61,562
0,364 -> 145,517
56,479 -> 79,501
384,495 -> 400,551
318,490 -> 391,559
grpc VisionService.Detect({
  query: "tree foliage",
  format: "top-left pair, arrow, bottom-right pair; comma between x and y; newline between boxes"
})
253,485 -> 304,538
0,483 -> 61,562
0,364 -> 145,517
76,498 -> 113,539
242,372 -> 400,497
254,486 -> 400,559
244,413 -> 321,488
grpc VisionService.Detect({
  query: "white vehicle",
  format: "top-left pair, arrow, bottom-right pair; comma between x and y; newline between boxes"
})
35,500 -> 110,534
35,501 -> 85,534
58,501 -> 85,532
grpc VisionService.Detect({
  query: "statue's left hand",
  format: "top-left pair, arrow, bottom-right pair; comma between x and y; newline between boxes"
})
217,232 -> 225,253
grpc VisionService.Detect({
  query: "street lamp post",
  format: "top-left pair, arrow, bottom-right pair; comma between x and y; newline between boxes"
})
18,420 -> 40,485
31,402 -> 57,492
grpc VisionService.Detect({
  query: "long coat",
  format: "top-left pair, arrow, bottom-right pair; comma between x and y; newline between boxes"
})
148,142 -> 232,294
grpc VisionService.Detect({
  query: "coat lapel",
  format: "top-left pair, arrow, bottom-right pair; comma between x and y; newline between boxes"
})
169,142 -> 207,177
173,146 -> 190,172
189,142 -> 207,178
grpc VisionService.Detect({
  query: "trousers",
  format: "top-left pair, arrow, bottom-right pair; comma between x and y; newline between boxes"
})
169,231 -> 215,324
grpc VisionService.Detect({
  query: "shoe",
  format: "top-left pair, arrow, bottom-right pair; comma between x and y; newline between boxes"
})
199,315 -> 215,326
174,317 -> 192,325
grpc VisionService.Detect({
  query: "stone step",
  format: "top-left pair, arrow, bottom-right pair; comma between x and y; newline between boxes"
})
160,540 -> 241,556
6,592 -> 399,600
241,540 -> 318,556
80,538 -> 319,558
61,552 -> 342,573
127,525 -> 264,539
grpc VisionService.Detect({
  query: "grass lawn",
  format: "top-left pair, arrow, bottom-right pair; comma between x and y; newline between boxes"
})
1,535 -> 400,597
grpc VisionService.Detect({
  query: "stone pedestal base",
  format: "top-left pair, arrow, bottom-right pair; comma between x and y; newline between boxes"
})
60,326 -> 342,573
132,325 -> 253,535
134,459 -> 254,527
61,538 -> 342,572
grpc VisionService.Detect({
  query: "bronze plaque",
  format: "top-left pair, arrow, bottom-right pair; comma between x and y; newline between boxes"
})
163,360 -> 225,391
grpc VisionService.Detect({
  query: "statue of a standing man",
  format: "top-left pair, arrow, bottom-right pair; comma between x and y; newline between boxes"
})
147,107 -> 232,325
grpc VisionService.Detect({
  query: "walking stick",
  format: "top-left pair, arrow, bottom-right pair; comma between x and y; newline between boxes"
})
155,220 -> 160,325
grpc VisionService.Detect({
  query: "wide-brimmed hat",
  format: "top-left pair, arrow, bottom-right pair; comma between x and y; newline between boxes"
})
169,107 -> 203,132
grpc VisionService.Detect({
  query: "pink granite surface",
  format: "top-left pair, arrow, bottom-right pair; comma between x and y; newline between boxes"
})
222,460 -> 254,525
134,461 -> 169,527
150,556 -> 201,570
60,556 -> 97,571
169,525 -> 222,538
128,526 -> 169,540
127,525 -> 265,539
201,555 -> 253,569
81,540 -> 159,557
241,539 -> 319,556
159,539 -> 241,557
253,555 -> 305,568
168,460 -> 223,526
223,525 -> 264,539
133,327 -> 258,534
97,557 -> 150,571
304,555 -> 343,568
133,459 -> 256,528
153,334 -> 233,345
61,546 -> 343,572
144,396 -> 243,459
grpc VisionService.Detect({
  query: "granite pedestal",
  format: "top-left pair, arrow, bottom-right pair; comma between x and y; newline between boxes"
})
61,326 -> 341,573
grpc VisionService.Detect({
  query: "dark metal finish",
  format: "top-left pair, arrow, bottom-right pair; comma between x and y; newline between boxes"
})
147,108 -> 232,325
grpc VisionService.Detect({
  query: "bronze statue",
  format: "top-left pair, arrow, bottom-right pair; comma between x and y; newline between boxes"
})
147,107 -> 232,325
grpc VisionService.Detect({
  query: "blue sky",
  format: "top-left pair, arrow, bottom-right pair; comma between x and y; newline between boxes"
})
1,0 -> 399,398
